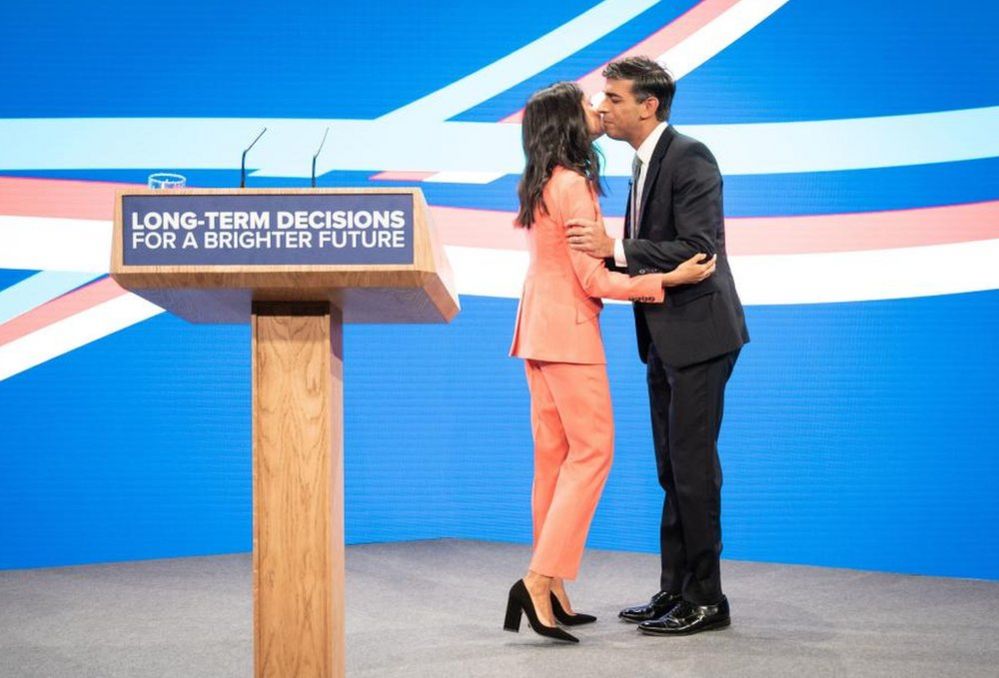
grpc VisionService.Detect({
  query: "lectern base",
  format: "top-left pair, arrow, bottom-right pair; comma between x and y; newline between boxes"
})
251,301 -> 345,678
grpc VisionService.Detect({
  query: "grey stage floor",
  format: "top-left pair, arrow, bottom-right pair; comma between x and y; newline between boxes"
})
1,539 -> 997,678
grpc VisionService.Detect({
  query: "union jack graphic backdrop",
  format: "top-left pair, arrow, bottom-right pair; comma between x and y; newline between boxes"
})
1,0 -> 996,577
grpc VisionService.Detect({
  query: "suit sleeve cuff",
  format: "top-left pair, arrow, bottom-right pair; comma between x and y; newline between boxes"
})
614,239 -> 628,268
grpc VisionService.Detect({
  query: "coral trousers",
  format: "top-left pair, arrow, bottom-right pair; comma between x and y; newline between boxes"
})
524,359 -> 614,580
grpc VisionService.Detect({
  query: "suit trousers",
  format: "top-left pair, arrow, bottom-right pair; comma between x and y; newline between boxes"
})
647,343 -> 740,605
525,360 -> 614,580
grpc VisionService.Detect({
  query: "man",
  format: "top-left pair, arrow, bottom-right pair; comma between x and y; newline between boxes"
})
567,56 -> 749,636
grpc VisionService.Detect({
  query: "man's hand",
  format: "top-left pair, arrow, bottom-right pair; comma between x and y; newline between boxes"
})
566,217 -> 615,259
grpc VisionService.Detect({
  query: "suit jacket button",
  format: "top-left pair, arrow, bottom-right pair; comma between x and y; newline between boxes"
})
639,268 -> 647,274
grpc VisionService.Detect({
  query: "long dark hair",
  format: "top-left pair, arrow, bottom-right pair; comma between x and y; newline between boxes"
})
516,82 -> 602,228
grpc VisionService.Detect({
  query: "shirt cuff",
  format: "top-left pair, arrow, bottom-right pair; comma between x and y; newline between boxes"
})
614,239 -> 628,268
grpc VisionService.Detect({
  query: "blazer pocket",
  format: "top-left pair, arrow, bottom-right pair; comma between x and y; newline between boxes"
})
576,299 -> 602,323
667,285 -> 716,309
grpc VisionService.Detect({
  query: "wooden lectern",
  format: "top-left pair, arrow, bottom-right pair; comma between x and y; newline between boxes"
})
110,188 -> 459,677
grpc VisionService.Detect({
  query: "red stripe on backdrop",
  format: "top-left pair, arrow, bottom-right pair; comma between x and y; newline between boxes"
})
0,277 -> 127,347
726,203 -> 999,254
0,177 -> 130,221
432,202 -> 999,254
369,171 -> 438,181
3,177 -> 998,256
502,0 -> 743,123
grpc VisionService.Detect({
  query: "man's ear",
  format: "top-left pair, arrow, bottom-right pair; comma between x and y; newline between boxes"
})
641,96 -> 660,121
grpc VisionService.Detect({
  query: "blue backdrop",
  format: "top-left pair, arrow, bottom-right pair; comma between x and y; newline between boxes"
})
1,0 -> 997,579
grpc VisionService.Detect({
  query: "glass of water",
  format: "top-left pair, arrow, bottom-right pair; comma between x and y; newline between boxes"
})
147,173 -> 187,189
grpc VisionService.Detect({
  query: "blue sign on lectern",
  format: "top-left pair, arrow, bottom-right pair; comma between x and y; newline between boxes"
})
122,192 -> 414,266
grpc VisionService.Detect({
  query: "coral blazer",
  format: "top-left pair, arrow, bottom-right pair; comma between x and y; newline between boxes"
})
510,167 -> 665,365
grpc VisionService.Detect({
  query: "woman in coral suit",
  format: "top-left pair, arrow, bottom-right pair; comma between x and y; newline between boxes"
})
504,82 -> 716,644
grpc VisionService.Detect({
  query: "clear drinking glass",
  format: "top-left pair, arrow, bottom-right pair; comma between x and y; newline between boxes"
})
147,173 -> 187,189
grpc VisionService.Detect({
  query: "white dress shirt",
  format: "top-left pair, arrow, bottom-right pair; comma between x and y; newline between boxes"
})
613,121 -> 670,267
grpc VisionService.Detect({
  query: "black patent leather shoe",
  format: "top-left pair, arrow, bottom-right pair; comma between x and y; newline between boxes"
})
550,592 -> 597,626
638,595 -> 730,636
618,590 -> 683,623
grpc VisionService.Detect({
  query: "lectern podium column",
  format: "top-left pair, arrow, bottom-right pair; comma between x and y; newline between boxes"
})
111,187 -> 459,678
252,301 -> 344,677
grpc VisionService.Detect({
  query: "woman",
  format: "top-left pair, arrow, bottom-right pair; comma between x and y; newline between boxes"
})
504,82 -> 716,643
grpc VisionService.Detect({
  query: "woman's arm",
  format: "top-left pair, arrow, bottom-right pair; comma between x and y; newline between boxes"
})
556,172 -> 666,303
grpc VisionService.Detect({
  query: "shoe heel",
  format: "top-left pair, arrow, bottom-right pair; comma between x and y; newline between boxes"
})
503,595 -> 522,632
506,580 -> 579,643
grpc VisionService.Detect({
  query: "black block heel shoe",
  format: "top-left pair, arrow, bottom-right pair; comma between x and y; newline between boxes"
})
550,593 -> 597,626
503,580 -> 579,643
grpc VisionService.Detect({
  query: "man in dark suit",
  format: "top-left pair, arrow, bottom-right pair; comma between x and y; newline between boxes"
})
567,56 -> 749,636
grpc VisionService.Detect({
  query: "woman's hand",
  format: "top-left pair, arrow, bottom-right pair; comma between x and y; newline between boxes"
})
662,253 -> 717,288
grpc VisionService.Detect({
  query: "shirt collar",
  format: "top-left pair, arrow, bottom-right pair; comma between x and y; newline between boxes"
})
635,121 -> 669,166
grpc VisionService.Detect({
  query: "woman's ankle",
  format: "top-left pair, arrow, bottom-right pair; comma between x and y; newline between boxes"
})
524,570 -> 552,592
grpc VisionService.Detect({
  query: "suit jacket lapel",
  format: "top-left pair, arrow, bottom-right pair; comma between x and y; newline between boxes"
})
637,126 -> 675,237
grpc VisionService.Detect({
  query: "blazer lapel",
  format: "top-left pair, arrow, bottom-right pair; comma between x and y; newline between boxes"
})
637,126 -> 675,237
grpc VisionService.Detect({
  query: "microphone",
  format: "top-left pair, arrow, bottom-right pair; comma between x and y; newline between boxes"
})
311,127 -> 330,188
240,127 -> 268,188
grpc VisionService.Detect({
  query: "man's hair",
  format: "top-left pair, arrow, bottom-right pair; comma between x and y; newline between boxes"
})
602,56 -> 675,122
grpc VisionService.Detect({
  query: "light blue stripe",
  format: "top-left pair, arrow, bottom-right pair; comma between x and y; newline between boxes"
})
1,106 -> 997,178
0,271 -> 99,325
